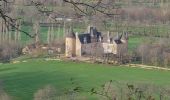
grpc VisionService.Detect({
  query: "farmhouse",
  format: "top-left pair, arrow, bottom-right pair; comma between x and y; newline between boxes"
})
65,26 -> 128,57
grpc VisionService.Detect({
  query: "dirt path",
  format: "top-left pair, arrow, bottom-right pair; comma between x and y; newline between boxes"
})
126,64 -> 170,71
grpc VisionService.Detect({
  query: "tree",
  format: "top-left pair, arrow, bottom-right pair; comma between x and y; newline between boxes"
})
0,0 -> 120,42
33,21 -> 40,43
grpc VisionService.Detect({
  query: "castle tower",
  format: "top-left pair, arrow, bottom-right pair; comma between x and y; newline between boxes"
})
65,27 -> 76,57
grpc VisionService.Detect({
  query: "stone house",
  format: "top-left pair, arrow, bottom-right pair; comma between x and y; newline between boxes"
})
65,26 -> 128,57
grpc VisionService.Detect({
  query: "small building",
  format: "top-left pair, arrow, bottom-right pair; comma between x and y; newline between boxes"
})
65,26 -> 128,57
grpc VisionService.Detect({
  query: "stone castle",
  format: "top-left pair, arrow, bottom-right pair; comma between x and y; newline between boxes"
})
65,26 -> 128,57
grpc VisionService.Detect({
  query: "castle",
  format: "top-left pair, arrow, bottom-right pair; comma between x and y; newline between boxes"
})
65,26 -> 128,57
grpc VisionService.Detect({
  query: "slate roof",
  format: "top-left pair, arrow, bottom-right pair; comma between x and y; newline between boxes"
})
78,33 -> 91,44
114,34 -> 123,44
66,32 -> 75,38
78,27 -> 102,44
66,26 -> 127,45
66,28 -> 75,38
114,40 -> 122,44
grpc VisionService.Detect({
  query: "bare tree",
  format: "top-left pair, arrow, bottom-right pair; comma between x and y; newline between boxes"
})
33,21 -> 40,43
0,0 -> 36,38
47,16 -> 54,44
14,20 -> 21,42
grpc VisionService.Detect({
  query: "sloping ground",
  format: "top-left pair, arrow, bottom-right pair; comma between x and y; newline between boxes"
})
0,60 -> 170,100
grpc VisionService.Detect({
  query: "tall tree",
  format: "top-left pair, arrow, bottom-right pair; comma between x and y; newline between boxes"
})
33,21 -> 40,43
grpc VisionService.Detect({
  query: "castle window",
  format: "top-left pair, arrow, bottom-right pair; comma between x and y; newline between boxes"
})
84,37 -> 87,44
98,36 -> 102,42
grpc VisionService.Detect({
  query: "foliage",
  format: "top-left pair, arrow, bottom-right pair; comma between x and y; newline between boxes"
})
34,85 -> 57,100
0,41 -> 22,63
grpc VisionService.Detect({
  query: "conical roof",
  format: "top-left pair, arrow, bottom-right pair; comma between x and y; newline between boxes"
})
66,27 -> 75,38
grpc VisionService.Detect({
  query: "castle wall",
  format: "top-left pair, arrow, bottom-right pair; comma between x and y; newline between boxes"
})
82,43 -> 104,56
81,42 -> 128,56
102,43 -> 118,54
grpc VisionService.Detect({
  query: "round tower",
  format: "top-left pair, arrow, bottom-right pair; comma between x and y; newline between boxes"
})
65,27 -> 76,57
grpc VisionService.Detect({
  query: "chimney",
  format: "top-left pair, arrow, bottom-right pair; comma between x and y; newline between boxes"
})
99,36 -> 102,42
117,32 -> 119,40
107,31 -> 110,43
90,27 -> 94,38
87,25 -> 91,33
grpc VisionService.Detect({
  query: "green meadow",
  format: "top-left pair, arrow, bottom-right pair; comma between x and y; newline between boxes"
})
0,60 -> 170,100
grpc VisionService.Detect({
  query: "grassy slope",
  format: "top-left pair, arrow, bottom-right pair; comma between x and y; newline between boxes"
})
0,60 -> 170,100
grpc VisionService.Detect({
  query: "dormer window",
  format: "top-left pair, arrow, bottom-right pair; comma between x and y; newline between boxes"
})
107,38 -> 110,43
99,36 -> 102,42
84,37 -> 87,44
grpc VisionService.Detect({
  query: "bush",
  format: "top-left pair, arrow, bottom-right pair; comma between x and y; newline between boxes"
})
34,85 -> 57,100
0,41 -> 22,63
34,85 -> 86,100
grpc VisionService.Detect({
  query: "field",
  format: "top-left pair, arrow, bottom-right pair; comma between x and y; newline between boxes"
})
2,1 -> 170,100
0,60 -> 170,100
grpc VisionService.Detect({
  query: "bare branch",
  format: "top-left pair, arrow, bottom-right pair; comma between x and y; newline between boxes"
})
0,0 -> 36,38
63,0 -> 118,17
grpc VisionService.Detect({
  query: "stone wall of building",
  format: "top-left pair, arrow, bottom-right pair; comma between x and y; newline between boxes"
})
102,43 -> 118,54
81,43 -> 104,56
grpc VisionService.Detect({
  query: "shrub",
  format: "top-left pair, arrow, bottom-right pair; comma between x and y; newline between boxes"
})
0,41 -> 22,63
34,85 -> 86,100
34,85 -> 57,100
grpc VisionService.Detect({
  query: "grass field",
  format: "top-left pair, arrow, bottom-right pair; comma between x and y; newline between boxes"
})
0,60 -> 170,100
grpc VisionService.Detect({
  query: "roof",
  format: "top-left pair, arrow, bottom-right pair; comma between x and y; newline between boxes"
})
90,27 -> 101,38
66,26 -> 128,45
66,27 -> 75,38
66,32 -> 75,38
114,40 -> 122,44
78,33 -> 91,44
78,26 -> 102,44
78,32 -> 102,44
114,34 -> 123,44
